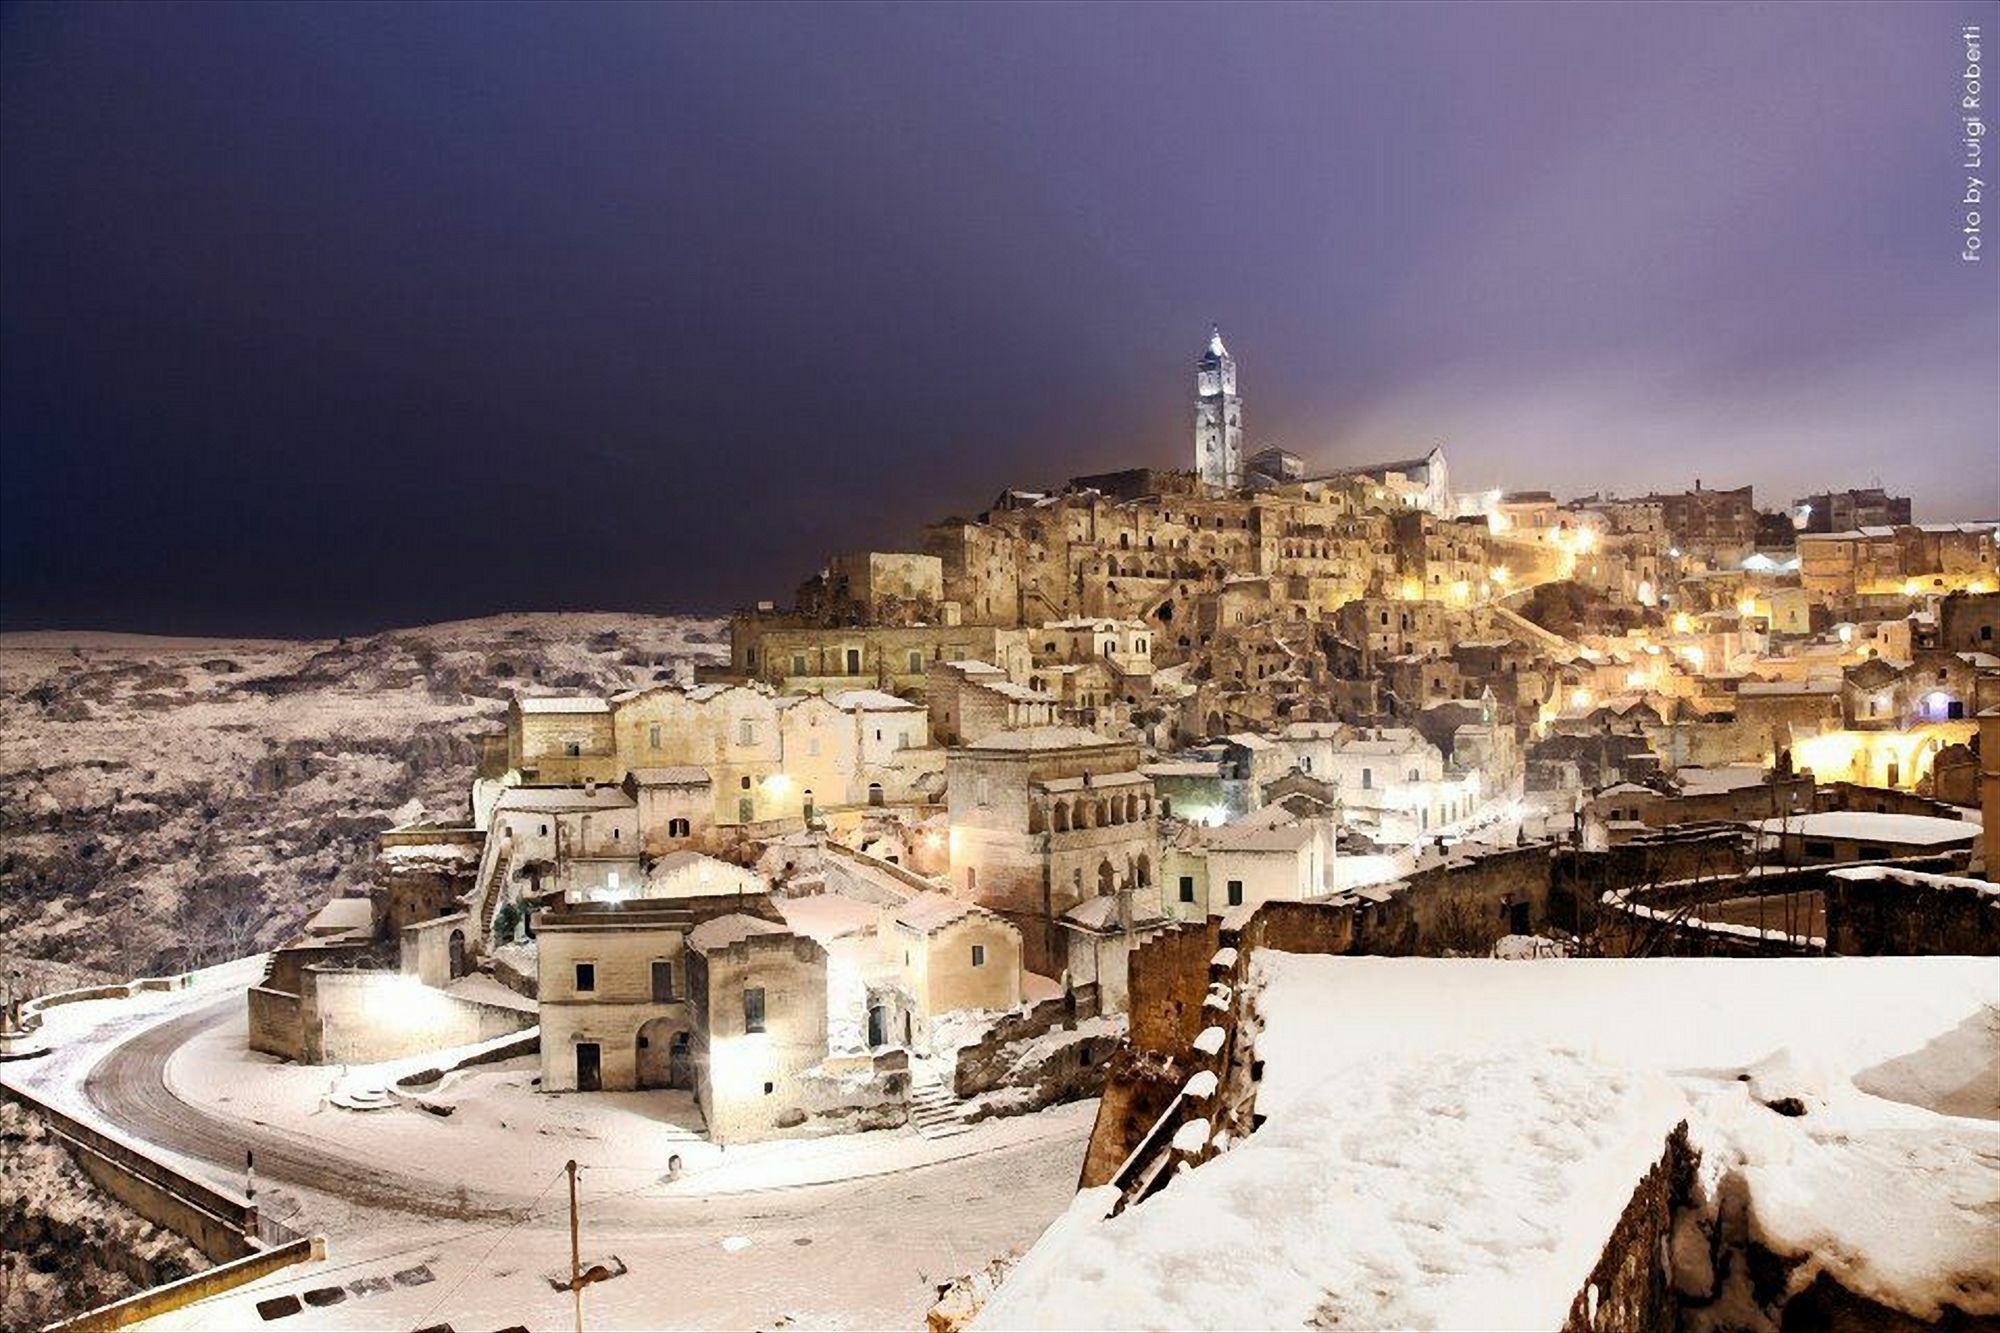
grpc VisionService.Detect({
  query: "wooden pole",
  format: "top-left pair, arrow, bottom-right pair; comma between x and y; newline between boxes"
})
568,1159 -> 582,1333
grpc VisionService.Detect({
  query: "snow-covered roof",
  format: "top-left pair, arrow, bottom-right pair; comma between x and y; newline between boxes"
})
1827,864 -> 2000,900
304,896 -> 374,937
1059,894 -> 1165,932
892,893 -> 984,934
967,726 -> 1118,751
514,696 -> 610,714
1035,771 -> 1150,794
494,785 -> 635,812
778,891 -> 883,942
686,913 -> 790,953
827,688 -> 921,713
623,766 -> 711,785
1675,764 -> 1772,794
1140,760 -> 1226,777
1738,679 -> 1841,696
1204,820 -> 1319,853
1747,811 -> 1978,846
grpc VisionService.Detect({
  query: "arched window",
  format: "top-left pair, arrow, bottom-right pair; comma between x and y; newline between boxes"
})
1053,801 -> 1071,833
1029,804 -> 1046,834
667,818 -> 690,839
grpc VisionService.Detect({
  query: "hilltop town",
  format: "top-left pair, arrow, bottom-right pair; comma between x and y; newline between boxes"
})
4,330 -> 1996,1331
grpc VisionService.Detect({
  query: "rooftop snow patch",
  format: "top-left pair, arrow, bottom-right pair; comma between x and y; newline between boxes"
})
1747,811 -> 1978,846
686,913 -> 789,953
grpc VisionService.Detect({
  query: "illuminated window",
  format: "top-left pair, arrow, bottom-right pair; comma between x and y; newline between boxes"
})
743,987 -> 766,1033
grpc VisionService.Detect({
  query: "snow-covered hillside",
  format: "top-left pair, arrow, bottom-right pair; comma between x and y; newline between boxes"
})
0,613 -> 725,981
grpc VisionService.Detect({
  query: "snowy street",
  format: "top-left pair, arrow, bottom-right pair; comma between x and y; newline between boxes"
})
3,973 -> 1096,1330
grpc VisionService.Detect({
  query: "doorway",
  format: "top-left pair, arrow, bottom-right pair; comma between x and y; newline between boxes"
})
447,929 -> 466,979
576,1042 -> 602,1093
867,1002 -> 888,1050
637,1017 -> 679,1090
670,1032 -> 692,1089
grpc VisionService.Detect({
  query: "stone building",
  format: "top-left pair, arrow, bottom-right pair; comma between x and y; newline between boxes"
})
927,659 -> 1058,745
795,551 -> 946,625
1794,487 -> 1912,534
887,895 -> 1023,1032
1798,523 -> 1998,603
944,726 -> 1161,981
1164,804 -> 1340,921
726,618 -> 1034,695
685,914 -> 833,1143
1649,482 -> 1758,570
534,856 -> 775,1096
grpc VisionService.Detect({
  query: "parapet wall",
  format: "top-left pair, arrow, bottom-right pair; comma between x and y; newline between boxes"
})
0,1081 -> 268,1264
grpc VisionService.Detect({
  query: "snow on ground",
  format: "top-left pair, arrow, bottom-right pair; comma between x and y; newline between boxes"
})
165,997 -> 1096,1203
978,956 -> 2000,1331
7,964 -> 1102,1331
135,1112 -> 1093,1333
2,956 -> 268,1128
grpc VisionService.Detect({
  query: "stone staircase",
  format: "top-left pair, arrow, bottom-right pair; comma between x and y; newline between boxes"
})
908,1071 -> 973,1141
477,847 -> 514,940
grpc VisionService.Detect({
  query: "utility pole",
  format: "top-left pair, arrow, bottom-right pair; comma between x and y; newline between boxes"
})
568,1159 -> 583,1333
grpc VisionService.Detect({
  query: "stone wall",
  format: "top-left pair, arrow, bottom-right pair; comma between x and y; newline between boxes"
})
1824,870 -> 2000,956
299,967 -> 533,1065
0,1084 -> 264,1264
245,986 -> 302,1061
1126,921 -> 1220,1060
1558,1123 -> 1692,1333
948,986 -> 1110,1102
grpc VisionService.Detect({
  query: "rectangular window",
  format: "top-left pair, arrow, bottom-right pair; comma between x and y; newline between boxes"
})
574,962 -> 596,994
743,987 -> 767,1033
792,652 -> 808,674
1179,876 -> 1195,903
971,944 -> 986,967
907,649 -> 924,673
648,723 -> 662,749
808,737 -> 821,756
845,648 -> 862,674
966,866 -> 978,892
1361,768 -> 1373,790
564,742 -> 581,758
737,721 -> 755,746
651,960 -> 673,1003
1227,880 -> 1244,907
1803,839 -> 1836,859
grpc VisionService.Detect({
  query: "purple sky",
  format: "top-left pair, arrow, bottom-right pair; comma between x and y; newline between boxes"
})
2,2 -> 1994,634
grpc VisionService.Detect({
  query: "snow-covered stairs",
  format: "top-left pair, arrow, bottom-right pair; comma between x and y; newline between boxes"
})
908,1071 -> 972,1140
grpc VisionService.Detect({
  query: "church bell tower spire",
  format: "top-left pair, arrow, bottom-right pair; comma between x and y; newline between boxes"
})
1194,325 -> 1242,489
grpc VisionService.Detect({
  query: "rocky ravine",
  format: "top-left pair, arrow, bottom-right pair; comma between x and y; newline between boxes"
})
0,613 -> 725,982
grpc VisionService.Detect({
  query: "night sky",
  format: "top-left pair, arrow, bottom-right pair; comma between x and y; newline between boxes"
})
2,2 -> 1994,637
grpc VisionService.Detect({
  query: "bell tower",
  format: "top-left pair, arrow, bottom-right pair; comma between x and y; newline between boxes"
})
1194,325 -> 1242,489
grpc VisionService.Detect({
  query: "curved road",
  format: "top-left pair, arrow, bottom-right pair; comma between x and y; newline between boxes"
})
82,997 -> 528,1221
